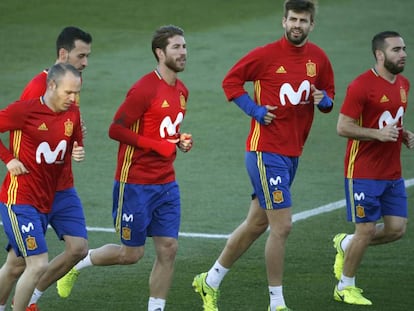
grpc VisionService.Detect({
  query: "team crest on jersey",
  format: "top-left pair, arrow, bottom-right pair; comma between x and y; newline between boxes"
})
356,204 -> 365,218
272,189 -> 284,204
26,236 -> 38,250
64,119 -> 73,137
306,61 -> 316,77
400,88 -> 407,103
122,227 -> 131,240
180,94 -> 187,110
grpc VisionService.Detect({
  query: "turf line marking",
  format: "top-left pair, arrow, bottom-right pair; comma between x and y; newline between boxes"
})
1,179 -> 413,240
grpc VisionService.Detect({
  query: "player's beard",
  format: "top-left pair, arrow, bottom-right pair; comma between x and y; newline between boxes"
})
286,27 -> 309,46
165,56 -> 186,73
384,56 -> 405,75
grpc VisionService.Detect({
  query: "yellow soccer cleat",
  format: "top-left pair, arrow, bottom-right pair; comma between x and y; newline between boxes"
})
56,267 -> 80,298
333,233 -> 347,280
334,285 -> 372,305
192,272 -> 220,311
268,306 -> 293,311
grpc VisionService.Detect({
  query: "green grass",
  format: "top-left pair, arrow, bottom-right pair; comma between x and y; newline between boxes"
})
1,0 -> 414,310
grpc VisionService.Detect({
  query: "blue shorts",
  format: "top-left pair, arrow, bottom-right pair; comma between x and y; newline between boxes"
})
0,203 -> 48,257
245,152 -> 298,210
344,178 -> 408,223
48,187 -> 87,240
112,181 -> 181,247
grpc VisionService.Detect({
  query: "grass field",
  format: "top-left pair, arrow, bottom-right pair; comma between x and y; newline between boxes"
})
1,0 -> 414,310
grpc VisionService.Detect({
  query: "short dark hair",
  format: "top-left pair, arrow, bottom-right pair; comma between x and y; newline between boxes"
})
284,0 -> 317,22
371,30 -> 401,58
56,26 -> 92,57
151,25 -> 184,61
47,63 -> 81,86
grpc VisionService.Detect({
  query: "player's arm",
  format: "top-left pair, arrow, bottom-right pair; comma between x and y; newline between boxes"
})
337,113 -> 399,142
0,103 -> 29,174
311,84 -> 333,112
222,47 -> 276,125
108,87 -> 177,157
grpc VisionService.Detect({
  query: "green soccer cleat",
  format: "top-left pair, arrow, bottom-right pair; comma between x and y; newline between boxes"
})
333,233 -> 347,280
56,267 -> 80,298
333,285 -> 372,305
192,272 -> 220,311
267,306 -> 293,311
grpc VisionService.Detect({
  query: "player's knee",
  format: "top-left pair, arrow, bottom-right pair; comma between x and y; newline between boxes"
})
7,263 -> 25,280
385,226 -> 406,242
254,222 -> 269,235
26,260 -> 49,279
120,249 -> 144,265
161,241 -> 178,261
278,221 -> 293,238
66,239 -> 89,261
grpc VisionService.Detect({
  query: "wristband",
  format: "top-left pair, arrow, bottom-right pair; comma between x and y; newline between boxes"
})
317,90 -> 333,110
233,94 -> 267,124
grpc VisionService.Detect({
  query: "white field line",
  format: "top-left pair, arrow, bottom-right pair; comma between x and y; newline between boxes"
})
2,178 -> 414,240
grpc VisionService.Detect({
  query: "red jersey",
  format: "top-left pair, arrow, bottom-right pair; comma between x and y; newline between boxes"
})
109,70 -> 188,184
20,70 -> 78,190
340,69 -> 410,179
222,36 -> 335,156
0,98 -> 82,213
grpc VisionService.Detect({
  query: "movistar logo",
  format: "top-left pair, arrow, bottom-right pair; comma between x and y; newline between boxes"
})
269,176 -> 282,186
21,222 -> 35,233
122,213 -> 134,222
159,112 -> 183,138
36,140 -> 67,164
378,106 -> 404,129
354,192 -> 365,201
279,80 -> 311,106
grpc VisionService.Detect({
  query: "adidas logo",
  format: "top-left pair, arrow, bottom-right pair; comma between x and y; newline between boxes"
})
276,66 -> 287,74
38,123 -> 48,131
161,100 -> 170,108
380,95 -> 389,103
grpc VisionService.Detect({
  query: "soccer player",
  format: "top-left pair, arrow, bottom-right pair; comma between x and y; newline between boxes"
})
333,31 -> 413,305
57,25 -> 193,311
0,63 -> 84,311
192,1 -> 335,310
0,26 -> 92,311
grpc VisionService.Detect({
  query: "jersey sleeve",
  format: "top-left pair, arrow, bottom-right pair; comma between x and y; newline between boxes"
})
108,81 -> 152,146
222,46 -> 266,101
0,102 -> 27,164
340,79 -> 366,120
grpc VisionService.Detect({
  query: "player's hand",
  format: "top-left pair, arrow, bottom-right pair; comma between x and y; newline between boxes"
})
377,121 -> 400,142
178,133 -> 193,152
6,158 -> 29,176
263,105 -> 277,125
155,138 -> 179,157
311,85 -> 332,109
403,129 -> 414,148
72,141 -> 85,162
311,85 -> 325,105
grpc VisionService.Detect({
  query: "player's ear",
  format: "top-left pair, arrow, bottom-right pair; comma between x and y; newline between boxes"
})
375,49 -> 384,62
155,48 -> 165,61
58,48 -> 69,62
47,79 -> 57,90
